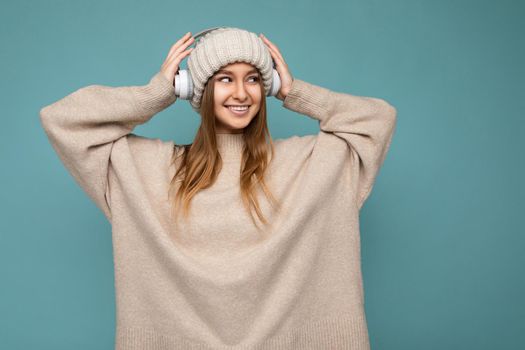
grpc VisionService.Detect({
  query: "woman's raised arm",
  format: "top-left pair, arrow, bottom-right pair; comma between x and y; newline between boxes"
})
260,33 -> 397,210
282,78 -> 397,211
39,72 -> 177,221
39,32 -> 194,222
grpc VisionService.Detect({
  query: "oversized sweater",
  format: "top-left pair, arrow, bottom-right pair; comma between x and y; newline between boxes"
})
39,71 -> 397,350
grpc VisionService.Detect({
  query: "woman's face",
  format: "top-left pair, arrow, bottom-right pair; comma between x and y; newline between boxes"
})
212,62 -> 262,134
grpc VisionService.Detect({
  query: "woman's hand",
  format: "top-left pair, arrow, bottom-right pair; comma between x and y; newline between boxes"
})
259,33 -> 294,101
160,32 -> 194,88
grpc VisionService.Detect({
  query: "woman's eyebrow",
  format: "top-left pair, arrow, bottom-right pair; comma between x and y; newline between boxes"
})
216,69 -> 259,75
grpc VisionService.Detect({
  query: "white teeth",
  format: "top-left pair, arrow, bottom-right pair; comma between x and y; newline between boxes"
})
228,106 -> 249,111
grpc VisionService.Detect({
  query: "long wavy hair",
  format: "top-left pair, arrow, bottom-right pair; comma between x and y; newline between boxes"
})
168,68 -> 282,231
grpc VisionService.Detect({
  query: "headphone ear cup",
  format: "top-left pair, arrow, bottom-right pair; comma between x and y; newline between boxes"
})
174,70 -> 194,100
268,68 -> 281,97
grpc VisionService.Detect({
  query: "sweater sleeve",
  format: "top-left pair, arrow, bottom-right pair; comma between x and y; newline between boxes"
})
282,78 -> 397,210
39,71 -> 177,222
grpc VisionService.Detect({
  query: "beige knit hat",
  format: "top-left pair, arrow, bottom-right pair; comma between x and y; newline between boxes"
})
186,27 -> 274,113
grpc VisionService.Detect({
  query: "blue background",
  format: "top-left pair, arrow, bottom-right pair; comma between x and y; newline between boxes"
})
1,0 -> 523,349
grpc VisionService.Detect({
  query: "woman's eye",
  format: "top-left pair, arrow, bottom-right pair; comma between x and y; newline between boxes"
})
218,76 -> 259,83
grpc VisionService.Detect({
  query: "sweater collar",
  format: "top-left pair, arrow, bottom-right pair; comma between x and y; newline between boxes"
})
216,133 -> 245,161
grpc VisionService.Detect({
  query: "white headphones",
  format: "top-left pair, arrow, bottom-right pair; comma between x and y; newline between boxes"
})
174,27 -> 282,100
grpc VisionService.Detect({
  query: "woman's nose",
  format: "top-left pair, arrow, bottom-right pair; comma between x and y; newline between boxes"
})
232,82 -> 248,99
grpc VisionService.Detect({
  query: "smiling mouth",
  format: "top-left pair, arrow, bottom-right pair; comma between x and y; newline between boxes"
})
225,105 -> 251,116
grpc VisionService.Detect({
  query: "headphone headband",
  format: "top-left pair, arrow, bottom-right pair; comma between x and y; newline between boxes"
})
192,26 -> 224,44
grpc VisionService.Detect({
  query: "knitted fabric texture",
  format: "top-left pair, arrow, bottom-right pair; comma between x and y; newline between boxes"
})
39,71 -> 398,349
186,27 -> 274,113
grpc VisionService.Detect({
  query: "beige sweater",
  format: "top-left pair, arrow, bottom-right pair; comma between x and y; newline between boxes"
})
39,71 -> 397,350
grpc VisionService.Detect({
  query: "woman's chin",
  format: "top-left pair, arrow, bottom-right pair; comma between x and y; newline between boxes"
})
224,120 -> 251,130
216,114 -> 254,128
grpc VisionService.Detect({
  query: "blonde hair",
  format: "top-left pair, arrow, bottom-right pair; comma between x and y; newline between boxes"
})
168,68 -> 281,231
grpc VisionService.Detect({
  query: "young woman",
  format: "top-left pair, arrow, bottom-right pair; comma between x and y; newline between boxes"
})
40,27 -> 397,350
